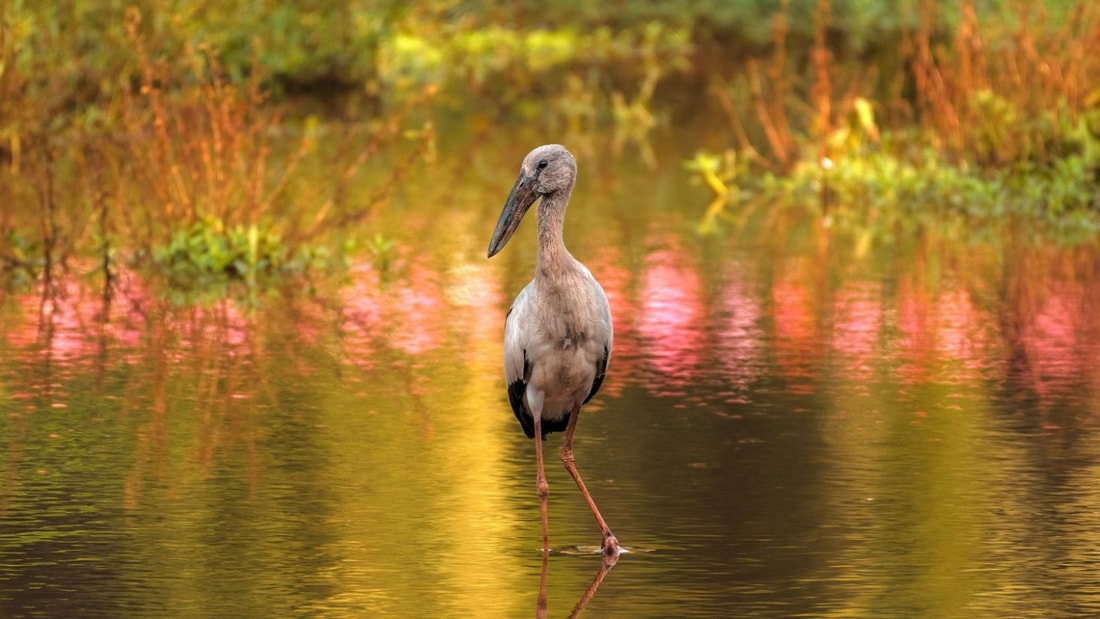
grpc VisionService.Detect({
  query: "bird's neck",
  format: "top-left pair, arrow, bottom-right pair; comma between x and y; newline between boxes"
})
535,189 -> 574,276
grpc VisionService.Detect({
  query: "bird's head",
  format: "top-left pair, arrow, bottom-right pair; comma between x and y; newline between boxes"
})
487,144 -> 576,258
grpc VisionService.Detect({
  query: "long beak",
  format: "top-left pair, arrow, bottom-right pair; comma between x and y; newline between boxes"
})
487,171 -> 538,258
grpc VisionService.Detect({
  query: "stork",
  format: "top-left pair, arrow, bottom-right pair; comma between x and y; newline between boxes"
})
487,144 -> 619,559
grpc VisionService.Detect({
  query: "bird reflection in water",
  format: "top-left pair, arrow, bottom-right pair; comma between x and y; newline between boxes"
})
536,552 -> 617,619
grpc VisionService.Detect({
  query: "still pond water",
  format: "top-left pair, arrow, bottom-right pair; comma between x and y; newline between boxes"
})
2,133 -> 1100,618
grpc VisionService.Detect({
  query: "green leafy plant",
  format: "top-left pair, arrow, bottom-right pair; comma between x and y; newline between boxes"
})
365,233 -> 397,274
152,217 -> 326,286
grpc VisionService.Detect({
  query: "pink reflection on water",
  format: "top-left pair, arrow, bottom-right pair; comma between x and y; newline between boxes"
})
895,279 -> 996,383
1016,281 -> 1100,402
340,257 -> 450,363
714,273 -> 761,395
7,279 -> 102,358
0,264 -> 155,413
934,288 -> 994,367
340,264 -> 384,365
448,263 -> 503,333
3,265 -> 149,360
771,259 -> 822,391
586,244 -> 636,398
389,264 -> 447,356
636,243 -> 704,394
829,282 -> 883,380
895,280 -> 933,382
185,297 -> 253,350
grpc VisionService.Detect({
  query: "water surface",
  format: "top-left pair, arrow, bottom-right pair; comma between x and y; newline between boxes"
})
2,133 -> 1100,617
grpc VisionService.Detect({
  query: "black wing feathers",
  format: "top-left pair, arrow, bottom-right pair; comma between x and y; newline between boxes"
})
508,350 -> 534,438
583,345 -> 610,404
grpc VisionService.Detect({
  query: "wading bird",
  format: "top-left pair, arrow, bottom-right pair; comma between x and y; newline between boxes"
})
487,144 -> 619,559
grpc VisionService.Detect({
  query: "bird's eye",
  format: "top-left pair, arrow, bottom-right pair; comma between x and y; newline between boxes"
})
537,159 -> 549,170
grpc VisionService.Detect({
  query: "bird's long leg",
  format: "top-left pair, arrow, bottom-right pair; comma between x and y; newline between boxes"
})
536,547 -> 550,619
534,417 -> 551,552
561,403 -> 619,559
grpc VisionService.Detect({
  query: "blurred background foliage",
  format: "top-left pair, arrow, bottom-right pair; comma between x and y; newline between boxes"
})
7,0 -> 1089,111
1,0 -> 1098,288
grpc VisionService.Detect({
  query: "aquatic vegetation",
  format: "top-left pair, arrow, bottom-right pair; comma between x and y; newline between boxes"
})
694,0 -> 1100,241
363,233 -> 398,278
683,150 -> 736,235
152,217 -> 326,285
1,4 -> 435,293
689,127 -> 1100,243
0,230 -> 43,287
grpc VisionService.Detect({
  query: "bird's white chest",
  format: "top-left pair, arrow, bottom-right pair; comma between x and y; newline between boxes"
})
526,336 -> 600,413
527,290 -> 602,400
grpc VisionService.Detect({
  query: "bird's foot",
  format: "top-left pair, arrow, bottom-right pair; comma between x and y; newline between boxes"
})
601,533 -> 620,563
